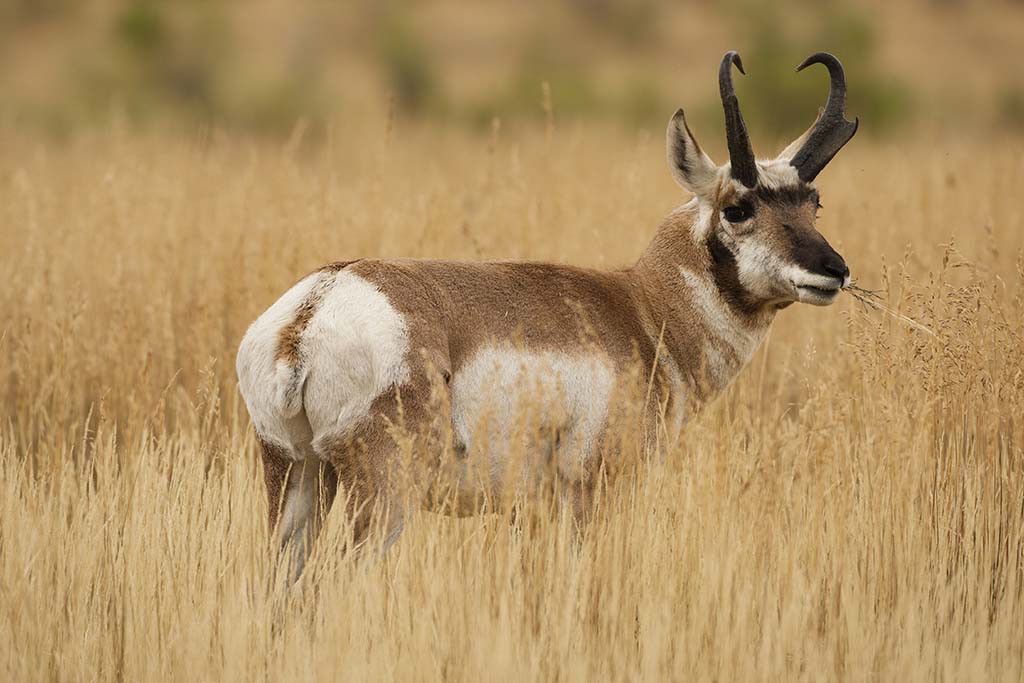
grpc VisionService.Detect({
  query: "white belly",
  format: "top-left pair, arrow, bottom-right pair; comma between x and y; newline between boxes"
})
450,346 -> 617,488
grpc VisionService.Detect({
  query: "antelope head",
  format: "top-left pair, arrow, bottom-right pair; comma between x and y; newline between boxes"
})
667,51 -> 858,308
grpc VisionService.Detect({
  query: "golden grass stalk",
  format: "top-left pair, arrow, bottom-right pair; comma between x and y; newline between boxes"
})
843,281 -> 937,336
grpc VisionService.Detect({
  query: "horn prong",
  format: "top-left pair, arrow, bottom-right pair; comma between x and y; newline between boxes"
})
789,52 -> 858,182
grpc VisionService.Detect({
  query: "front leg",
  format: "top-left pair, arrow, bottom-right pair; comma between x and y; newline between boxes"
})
563,475 -> 597,542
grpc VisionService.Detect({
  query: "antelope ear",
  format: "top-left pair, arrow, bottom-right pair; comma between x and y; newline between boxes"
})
666,109 -> 718,196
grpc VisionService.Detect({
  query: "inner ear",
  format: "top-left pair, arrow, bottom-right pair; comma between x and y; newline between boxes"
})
666,109 -> 718,196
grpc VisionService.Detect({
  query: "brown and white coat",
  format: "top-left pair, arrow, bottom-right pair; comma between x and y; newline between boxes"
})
236,51 -> 858,578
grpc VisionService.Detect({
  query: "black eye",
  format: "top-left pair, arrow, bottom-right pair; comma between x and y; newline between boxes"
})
723,206 -> 752,223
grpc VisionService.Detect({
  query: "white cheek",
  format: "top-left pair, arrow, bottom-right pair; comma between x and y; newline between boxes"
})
734,240 -> 847,297
732,239 -> 790,297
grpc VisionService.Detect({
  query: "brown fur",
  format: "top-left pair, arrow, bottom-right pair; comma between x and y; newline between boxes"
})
258,184 -> 846,547
635,206 -> 777,392
274,284 -> 324,365
289,206 -> 772,520
342,201 -> 782,399
247,70 -> 855,576
345,258 -> 661,378
258,437 -> 291,530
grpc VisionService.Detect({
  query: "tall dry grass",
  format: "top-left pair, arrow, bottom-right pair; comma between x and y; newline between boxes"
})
1,121 -> 1022,680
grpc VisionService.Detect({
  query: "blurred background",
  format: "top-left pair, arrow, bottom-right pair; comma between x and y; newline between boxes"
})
2,0 -> 1023,144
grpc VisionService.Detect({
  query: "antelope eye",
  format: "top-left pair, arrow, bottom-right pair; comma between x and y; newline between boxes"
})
723,206 -> 752,223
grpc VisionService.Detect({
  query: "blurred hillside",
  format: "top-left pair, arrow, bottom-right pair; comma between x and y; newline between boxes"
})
1,0 -> 1023,141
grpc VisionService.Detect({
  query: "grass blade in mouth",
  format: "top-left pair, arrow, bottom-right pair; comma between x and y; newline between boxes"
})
842,281 -> 936,337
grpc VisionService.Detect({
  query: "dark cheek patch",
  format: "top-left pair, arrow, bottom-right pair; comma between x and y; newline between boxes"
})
706,230 -> 759,316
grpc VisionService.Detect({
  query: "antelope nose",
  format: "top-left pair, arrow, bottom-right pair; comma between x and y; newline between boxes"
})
821,256 -> 849,281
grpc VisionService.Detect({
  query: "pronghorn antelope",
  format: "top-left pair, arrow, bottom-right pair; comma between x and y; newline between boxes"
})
237,51 -> 857,577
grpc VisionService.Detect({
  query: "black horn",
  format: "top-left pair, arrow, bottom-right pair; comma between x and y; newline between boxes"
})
789,52 -> 859,182
719,51 -> 758,188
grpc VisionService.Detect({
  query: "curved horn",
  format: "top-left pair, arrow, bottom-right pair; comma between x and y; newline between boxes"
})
789,52 -> 859,182
719,51 -> 758,188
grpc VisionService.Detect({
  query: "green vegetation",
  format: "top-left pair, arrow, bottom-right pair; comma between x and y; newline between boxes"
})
374,11 -> 443,116
463,28 -> 669,130
0,0 -> 1019,137
997,84 -> 1024,131
568,0 -> 660,46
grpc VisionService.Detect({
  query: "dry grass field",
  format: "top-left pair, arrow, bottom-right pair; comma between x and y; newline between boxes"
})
1,119 -> 1022,681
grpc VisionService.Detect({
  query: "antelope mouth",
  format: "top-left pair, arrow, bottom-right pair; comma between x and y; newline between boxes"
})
794,282 -> 841,306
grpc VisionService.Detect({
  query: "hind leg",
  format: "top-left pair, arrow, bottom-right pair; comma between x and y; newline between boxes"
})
304,349 -> 456,559
259,438 -> 337,581
316,432 -> 406,557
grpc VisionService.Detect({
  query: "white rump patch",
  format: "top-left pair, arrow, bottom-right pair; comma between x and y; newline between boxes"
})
301,271 -> 411,450
236,269 -> 411,457
236,272 -> 322,452
450,347 -> 616,486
